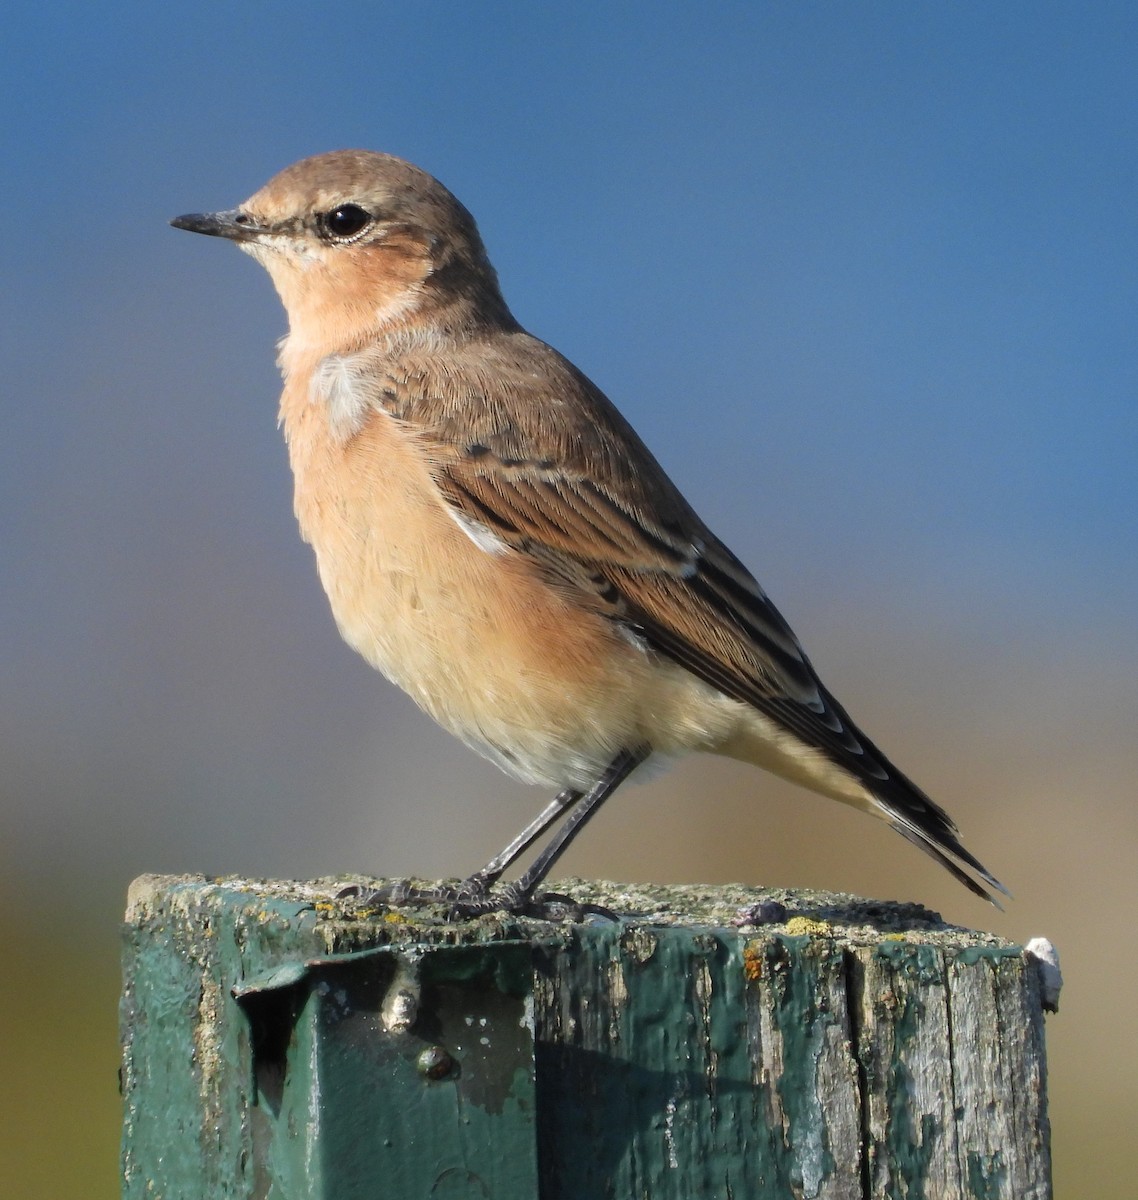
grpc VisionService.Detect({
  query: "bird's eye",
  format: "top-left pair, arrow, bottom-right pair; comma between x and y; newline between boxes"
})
321,204 -> 373,241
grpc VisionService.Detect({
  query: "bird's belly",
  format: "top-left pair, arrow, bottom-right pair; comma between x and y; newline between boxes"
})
285,407 -> 744,788
315,514 -> 654,787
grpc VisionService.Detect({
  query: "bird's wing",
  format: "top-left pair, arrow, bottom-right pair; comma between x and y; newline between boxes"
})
375,335 -> 836,726
438,441 -> 847,740
369,332 -> 1005,901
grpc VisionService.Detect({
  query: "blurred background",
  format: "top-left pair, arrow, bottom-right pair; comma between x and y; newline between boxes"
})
3,3 -> 1135,1194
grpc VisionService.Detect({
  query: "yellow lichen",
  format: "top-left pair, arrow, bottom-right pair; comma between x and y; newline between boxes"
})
784,916 -> 832,938
742,943 -> 763,981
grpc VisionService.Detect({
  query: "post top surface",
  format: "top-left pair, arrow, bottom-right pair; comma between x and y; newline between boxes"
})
125,873 -> 1021,955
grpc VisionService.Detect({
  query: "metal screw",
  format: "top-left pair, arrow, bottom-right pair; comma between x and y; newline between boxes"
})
417,1045 -> 456,1080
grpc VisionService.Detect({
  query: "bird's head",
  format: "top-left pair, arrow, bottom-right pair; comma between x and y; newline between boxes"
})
172,150 -> 510,349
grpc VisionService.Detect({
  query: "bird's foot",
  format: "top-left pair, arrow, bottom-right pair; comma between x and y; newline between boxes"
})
337,877 -> 617,922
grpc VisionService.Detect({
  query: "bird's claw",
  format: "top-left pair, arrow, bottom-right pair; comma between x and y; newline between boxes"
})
335,878 -> 618,923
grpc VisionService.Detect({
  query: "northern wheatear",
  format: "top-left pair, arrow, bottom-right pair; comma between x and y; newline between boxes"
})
172,150 -> 1007,912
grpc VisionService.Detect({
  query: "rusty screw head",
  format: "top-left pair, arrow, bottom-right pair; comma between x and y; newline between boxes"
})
417,1045 -> 456,1080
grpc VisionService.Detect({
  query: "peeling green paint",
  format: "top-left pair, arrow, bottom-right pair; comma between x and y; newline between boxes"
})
874,938 -> 945,986
956,945 -> 1024,968
768,938 -> 842,1196
968,1150 -> 1008,1199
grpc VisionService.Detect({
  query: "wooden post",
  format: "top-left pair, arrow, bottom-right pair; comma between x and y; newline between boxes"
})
120,875 -> 1053,1199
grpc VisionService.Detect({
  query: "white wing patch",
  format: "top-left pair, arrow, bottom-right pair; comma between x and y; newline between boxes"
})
447,506 -> 511,555
309,352 -> 374,442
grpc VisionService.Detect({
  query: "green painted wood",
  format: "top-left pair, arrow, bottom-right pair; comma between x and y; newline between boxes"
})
239,945 -> 536,1199
533,924 -> 861,1197
121,876 -> 1053,1199
120,879 -> 537,1199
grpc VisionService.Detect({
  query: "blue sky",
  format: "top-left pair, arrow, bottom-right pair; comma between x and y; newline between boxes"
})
2,5 -> 1136,1191
5,4 -> 1135,608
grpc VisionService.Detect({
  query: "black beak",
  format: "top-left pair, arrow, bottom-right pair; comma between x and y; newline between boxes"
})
170,208 -> 266,241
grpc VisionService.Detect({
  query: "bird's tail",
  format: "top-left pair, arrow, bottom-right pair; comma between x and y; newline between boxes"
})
873,778 -> 1010,908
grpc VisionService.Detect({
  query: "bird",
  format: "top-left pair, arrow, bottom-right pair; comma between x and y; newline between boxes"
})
171,149 -> 1007,913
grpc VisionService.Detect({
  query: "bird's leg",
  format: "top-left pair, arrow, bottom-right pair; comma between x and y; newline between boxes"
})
348,747 -> 648,919
492,745 -> 649,917
343,791 -> 581,910
459,787 -> 582,895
